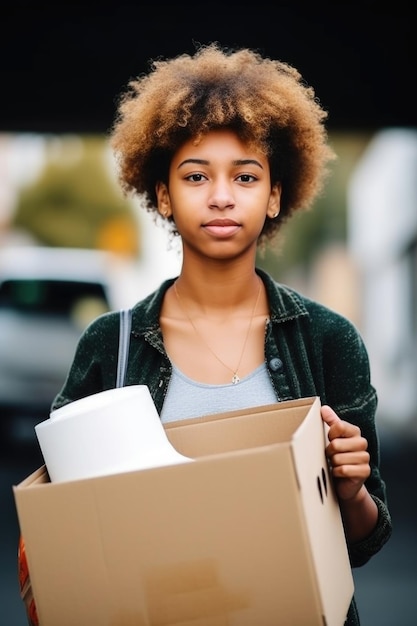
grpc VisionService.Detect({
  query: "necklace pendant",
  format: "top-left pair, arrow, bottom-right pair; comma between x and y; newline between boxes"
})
232,373 -> 240,385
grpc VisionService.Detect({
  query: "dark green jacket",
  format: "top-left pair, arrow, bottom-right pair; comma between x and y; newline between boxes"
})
53,267 -> 392,626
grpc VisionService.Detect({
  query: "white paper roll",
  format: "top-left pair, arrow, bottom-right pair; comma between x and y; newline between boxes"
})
35,385 -> 192,483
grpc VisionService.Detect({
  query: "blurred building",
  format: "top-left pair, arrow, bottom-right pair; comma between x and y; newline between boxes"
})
348,128 -> 417,434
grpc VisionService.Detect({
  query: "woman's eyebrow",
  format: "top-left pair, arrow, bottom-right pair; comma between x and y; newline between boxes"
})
232,159 -> 264,169
177,158 -> 264,169
177,158 -> 209,169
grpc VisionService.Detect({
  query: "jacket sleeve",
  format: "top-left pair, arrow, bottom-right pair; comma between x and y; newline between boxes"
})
347,494 -> 392,567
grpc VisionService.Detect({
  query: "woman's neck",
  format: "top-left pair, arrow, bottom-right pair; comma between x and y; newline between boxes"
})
175,270 -> 262,314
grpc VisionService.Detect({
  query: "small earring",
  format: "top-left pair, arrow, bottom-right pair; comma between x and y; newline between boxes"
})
271,212 -> 279,218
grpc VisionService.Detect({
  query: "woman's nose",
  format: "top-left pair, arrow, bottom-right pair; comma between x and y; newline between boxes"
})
208,178 -> 235,210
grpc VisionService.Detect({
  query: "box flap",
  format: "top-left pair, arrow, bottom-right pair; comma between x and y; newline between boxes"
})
291,398 -> 354,623
165,397 -> 317,458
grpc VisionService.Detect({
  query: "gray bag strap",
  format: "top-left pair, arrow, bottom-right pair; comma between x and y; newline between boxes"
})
116,308 -> 132,388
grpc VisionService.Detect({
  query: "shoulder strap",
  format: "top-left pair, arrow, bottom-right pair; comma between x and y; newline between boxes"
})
116,308 -> 132,388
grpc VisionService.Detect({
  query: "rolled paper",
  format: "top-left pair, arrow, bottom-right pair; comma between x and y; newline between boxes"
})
35,385 -> 192,482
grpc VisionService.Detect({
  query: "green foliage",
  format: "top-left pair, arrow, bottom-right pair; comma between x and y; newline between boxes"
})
13,135 -> 139,255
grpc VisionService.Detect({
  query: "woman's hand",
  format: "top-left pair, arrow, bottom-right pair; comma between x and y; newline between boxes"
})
321,404 -> 371,502
321,404 -> 379,542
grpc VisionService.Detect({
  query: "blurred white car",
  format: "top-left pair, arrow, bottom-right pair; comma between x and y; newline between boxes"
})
0,246 -> 138,444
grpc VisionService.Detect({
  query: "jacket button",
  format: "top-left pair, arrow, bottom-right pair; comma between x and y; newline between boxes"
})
269,357 -> 283,372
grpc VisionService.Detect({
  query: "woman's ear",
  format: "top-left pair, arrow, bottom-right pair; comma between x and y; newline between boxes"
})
155,182 -> 172,218
267,183 -> 282,219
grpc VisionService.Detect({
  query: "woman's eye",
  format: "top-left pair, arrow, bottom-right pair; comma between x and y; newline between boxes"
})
185,173 -> 206,182
236,174 -> 257,183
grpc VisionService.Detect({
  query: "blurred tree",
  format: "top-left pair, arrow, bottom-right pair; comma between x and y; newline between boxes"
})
12,135 -> 140,257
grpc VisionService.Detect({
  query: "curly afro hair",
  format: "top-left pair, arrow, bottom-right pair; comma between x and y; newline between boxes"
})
110,42 -> 336,243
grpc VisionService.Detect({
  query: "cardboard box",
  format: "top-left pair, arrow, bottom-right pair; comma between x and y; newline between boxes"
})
13,396 -> 354,626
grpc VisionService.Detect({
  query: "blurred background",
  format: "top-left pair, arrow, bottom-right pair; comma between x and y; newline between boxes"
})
1,4 -> 416,625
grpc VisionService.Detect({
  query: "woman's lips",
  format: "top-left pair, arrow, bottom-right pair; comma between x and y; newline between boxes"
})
202,219 -> 241,238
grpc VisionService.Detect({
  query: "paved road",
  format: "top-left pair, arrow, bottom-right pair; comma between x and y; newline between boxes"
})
1,426 -> 416,626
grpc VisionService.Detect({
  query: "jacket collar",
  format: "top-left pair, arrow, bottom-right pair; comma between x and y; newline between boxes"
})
256,268 -> 310,323
131,268 -> 309,335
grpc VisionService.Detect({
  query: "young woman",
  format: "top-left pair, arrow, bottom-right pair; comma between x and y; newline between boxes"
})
22,43 -> 392,625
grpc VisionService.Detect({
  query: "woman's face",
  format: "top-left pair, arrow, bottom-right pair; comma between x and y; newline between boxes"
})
156,129 -> 281,262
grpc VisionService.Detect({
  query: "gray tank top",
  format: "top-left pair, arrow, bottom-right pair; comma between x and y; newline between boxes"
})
160,362 -> 277,424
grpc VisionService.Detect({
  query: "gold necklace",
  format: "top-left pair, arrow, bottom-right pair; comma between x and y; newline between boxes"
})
174,278 -> 262,385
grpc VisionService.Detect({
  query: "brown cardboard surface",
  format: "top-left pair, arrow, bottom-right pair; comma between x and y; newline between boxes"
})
13,396 -> 354,626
